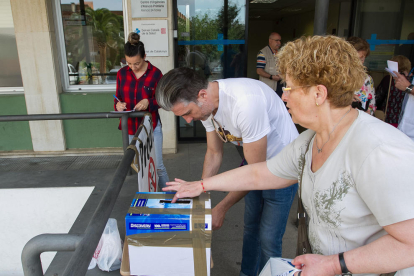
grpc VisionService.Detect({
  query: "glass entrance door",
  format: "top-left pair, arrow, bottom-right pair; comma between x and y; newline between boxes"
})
175,0 -> 247,140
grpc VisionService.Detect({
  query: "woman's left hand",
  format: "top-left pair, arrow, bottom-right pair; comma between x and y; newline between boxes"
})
134,99 -> 149,111
162,178 -> 204,203
292,254 -> 340,276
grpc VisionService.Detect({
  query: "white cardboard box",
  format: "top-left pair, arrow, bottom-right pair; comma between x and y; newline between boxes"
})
125,192 -> 211,276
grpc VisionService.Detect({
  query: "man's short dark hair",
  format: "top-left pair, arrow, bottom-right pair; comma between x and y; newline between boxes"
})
156,67 -> 208,111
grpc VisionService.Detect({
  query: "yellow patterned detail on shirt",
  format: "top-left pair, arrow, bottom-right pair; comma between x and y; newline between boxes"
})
218,131 -> 243,142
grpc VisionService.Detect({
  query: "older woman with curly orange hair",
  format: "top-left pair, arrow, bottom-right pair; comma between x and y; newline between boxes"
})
163,36 -> 414,276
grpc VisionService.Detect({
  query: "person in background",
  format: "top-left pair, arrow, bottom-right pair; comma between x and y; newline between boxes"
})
155,67 -> 298,276
114,32 -> 169,189
257,32 -> 284,98
398,32 -> 414,68
221,45 -> 237,78
163,35 -> 414,276
186,45 -> 211,80
230,44 -> 246,78
347,37 -> 376,115
394,70 -> 414,141
376,55 -> 411,127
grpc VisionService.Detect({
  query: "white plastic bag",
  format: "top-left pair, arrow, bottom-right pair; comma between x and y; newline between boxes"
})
89,218 -> 123,271
88,238 -> 103,270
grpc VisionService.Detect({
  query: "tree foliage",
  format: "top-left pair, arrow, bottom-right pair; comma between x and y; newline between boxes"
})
217,3 -> 245,40
85,7 -> 124,74
64,7 -> 124,81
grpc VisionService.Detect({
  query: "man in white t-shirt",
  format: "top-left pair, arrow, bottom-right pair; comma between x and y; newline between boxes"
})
156,67 -> 299,276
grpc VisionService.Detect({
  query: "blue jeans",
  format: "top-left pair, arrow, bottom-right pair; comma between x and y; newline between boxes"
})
129,120 -> 169,190
240,184 -> 298,276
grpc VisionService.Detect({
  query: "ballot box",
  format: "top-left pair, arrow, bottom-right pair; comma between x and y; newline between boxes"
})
124,192 -> 211,276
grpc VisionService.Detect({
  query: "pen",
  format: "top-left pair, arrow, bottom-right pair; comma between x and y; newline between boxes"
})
113,95 -> 131,111
113,95 -> 121,102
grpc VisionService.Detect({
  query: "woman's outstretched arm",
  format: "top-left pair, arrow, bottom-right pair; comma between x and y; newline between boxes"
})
163,161 -> 297,202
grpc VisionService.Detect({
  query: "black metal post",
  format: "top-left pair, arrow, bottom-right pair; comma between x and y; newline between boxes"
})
314,0 -> 330,35
121,114 -> 130,152
121,114 -> 133,175
223,0 -> 229,78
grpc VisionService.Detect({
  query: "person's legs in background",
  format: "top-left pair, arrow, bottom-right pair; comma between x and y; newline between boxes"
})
237,149 -> 295,276
258,184 -> 298,272
128,135 -> 133,143
240,190 -> 263,276
237,154 -> 263,276
153,120 -> 169,189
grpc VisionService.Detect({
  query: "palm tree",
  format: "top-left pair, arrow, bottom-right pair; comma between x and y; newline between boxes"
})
85,7 -> 123,76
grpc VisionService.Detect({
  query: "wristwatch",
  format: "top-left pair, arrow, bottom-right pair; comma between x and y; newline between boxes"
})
269,75 -> 273,80
339,252 -> 352,275
404,84 -> 414,94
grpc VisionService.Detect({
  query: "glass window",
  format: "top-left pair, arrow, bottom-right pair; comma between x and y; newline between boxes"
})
176,0 -> 246,140
177,0 -> 246,81
0,0 -> 23,91
58,0 -> 124,90
353,0 -> 414,72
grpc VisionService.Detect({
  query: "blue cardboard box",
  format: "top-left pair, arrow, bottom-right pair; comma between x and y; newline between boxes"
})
125,192 -> 211,235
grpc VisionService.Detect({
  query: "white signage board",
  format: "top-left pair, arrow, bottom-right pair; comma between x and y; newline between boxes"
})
131,0 -> 168,18
132,20 -> 169,57
136,116 -> 158,192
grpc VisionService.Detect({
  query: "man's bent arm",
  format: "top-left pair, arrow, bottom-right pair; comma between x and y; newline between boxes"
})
202,131 -> 243,230
202,131 -> 224,179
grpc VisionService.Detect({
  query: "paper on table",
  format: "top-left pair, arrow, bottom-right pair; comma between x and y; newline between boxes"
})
385,60 -> 398,77
259,258 -> 302,276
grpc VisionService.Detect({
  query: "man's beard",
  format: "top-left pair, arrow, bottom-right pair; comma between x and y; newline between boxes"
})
197,100 -> 215,121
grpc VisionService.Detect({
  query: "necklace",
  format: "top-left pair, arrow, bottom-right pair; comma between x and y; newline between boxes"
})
315,107 -> 352,153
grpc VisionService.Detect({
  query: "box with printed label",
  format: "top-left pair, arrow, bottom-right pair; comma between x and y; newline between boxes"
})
125,192 -> 211,276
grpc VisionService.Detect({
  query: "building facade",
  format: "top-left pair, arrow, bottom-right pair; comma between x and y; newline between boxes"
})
1,0 -> 413,155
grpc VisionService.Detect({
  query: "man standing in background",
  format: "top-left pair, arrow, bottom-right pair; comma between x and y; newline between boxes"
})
257,32 -> 283,97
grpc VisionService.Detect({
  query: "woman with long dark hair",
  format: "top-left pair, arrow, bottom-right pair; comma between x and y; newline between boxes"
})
114,32 -> 169,189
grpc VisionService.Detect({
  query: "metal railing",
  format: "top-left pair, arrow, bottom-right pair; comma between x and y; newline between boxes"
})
0,112 -> 146,154
0,112 -> 150,276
